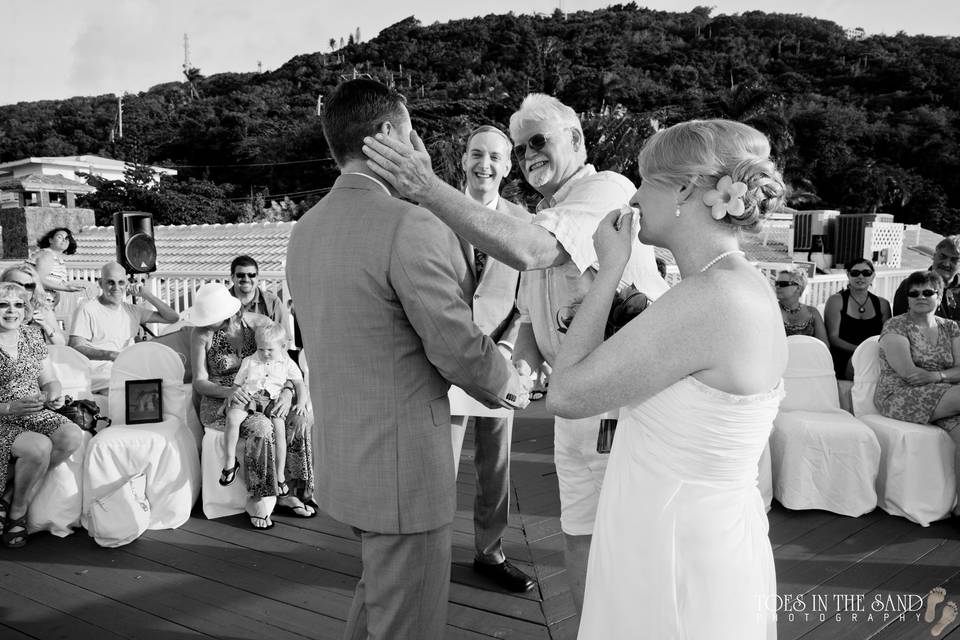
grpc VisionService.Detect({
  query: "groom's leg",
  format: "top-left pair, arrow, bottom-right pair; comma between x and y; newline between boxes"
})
346,523 -> 453,640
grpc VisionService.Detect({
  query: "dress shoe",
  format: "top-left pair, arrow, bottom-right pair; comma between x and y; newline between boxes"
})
473,559 -> 536,593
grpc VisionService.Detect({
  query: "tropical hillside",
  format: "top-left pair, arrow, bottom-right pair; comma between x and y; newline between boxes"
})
1,4 -> 959,230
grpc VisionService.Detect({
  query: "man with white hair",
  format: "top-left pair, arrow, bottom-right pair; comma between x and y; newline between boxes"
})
362,93 -> 668,612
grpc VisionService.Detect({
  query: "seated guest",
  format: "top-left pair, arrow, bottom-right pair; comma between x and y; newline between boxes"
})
876,271 -> 960,424
68,262 -> 179,391
824,259 -> 892,380
225,256 -> 312,507
1,264 -> 65,345
226,256 -> 292,344
775,268 -> 828,345
0,282 -> 84,548
189,283 -> 315,530
893,236 -> 960,319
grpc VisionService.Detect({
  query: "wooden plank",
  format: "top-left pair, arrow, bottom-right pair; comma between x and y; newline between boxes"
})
11,534 -> 338,639
0,561 -> 191,639
0,583 -> 134,640
448,602 -> 550,640
799,540 -> 960,639
775,527 -> 945,640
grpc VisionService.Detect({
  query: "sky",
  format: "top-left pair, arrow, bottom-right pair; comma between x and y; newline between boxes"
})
2,0 -> 958,105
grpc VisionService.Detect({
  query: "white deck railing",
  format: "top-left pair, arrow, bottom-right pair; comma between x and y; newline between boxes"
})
59,264 -> 913,319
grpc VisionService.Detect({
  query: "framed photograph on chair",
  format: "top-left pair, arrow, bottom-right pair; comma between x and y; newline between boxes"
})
125,379 -> 163,425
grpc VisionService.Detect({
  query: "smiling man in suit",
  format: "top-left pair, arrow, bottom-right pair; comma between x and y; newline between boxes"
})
451,125 -> 536,593
286,79 -> 529,640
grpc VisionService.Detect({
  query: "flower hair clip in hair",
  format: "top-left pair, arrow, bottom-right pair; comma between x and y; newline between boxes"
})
703,176 -> 748,221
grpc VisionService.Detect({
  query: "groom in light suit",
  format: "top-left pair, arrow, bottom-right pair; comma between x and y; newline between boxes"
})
451,125 -> 536,593
286,79 -> 529,640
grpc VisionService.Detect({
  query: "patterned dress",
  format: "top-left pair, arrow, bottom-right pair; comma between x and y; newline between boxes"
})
875,315 -> 960,423
782,305 -> 817,337
198,319 -> 314,501
0,326 -> 73,497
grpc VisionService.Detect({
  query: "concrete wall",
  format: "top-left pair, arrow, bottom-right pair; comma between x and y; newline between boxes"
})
0,206 -> 95,258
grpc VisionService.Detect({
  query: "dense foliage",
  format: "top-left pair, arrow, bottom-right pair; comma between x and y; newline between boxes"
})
2,5 -> 959,230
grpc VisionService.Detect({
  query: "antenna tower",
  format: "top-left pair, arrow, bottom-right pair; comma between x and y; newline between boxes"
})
183,33 -> 200,100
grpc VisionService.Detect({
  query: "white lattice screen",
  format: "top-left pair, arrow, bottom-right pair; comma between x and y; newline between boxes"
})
865,222 -> 904,268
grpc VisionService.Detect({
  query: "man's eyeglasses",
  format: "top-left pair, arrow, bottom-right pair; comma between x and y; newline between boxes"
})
775,281 -> 799,288
0,300 -> 26,310
234,272 -> 258,280
848,269 -> 873,278
513,130 -> 564,163
907,289 -> 939,298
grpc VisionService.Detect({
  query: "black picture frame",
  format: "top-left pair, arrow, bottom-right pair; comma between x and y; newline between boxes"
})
124,379 -> 163,425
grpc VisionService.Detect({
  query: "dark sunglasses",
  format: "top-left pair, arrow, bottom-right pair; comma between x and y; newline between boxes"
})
848,269 -> 873,277
234,272 -> 258,279
0,301 -> 26,310
513,130 -> 562,162
775,281 -> 799,288
9,281 -> 36,290
907,289 -> 939,298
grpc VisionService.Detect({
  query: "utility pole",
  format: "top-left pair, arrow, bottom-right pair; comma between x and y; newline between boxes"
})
117,94 -> 123,139
183,33 -> 200,100
257,60 -> 263,73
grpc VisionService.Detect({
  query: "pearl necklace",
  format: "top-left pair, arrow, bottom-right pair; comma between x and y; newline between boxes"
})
700,250 -> 745,273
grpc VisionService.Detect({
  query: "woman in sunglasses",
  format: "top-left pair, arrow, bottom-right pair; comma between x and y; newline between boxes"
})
0,282 -> 83,548
774,268 -> 828,346
875,271 -> 960,427
1,264 -> 66,345
823,259 -> 891,380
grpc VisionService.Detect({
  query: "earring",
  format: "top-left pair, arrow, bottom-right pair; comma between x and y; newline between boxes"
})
675,205 -> 681,218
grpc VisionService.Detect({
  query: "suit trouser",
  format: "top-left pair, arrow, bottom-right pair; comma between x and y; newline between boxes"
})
343,522 -> 453,640
451,415 -> 511,564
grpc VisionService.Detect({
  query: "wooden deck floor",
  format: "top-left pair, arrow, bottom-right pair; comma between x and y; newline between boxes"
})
3,404 -> 960,639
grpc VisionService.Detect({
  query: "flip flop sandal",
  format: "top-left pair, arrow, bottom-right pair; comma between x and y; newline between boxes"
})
218,461 -> 240,486
249,514 -> 274,530
277,481 -> 290,497
530,390 -> 546,401
3,513 -> 28,548
276,495 -> 316,518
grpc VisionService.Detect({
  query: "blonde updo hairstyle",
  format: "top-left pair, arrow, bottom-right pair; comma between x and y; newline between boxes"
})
638,119 -> 785,231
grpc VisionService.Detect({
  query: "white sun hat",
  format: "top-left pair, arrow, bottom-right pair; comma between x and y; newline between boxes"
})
186,282 -> 242,327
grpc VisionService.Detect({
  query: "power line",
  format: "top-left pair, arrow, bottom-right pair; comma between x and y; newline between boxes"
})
224,186 -> 333,202
169,156 -> 336,169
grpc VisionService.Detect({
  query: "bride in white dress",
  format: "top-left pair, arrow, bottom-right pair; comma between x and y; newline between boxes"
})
547,120 -> 788,639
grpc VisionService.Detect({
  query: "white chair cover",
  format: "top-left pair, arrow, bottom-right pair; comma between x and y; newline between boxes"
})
770,336 -> 880,516
26,345 -> 93,536
851,336 -> 956,526
758,442 -> 773,512
27,431 -> 92,537
82,342 -> 201,544
47,344 -> 93,400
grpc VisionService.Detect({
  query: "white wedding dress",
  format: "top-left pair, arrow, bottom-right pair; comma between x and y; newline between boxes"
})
578,375 -> 782,639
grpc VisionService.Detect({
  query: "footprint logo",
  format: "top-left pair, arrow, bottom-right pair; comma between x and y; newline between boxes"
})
925,587 -> 958,637
927,588 -> 947,623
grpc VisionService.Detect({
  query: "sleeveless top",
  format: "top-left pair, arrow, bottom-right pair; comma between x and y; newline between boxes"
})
832,289 -> 884,378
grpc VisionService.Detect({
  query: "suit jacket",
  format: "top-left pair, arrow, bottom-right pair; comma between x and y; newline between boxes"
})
469,198 -> 530,347
286,174 -> 515,534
